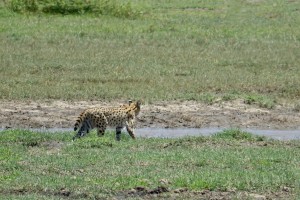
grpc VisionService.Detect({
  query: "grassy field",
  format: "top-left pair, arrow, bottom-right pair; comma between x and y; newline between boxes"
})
0,0 -> 300,103
1,1 -> 300,199
0,129 -> 299,199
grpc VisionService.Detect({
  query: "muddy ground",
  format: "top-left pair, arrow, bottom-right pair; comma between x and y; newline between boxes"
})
1,99 -> 300,130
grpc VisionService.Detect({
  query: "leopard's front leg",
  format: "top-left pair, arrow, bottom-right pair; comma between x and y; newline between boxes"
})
125,120 -> 136,139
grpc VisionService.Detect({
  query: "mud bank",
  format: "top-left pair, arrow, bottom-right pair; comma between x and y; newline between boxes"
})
1,99 -> 300,131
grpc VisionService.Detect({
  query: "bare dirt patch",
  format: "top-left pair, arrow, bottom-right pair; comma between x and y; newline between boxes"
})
1,100 -> 300,130
119,186 -> 294,200
3,186 -> 293,200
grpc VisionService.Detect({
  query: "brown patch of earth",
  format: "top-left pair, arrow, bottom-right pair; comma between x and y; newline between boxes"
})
3,186 -> 294,200
0,100 -> 300,130
118,186 -> 294,200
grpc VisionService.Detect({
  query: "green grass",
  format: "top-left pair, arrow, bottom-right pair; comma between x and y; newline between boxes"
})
0,129 -> 299,199
6,0 -> 141,18
0,0 -> 300,104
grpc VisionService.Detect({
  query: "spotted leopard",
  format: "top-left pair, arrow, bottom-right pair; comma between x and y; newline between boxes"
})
73,100 -> 141,141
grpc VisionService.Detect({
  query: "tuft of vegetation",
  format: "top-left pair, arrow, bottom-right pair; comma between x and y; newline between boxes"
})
6,0 -> 142,18
244,94 -> 276,109
198,93 -> 216,105
213,129 -> 266,141
293,102 -> 300,112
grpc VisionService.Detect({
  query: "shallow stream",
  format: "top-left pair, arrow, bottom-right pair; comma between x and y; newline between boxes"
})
136,128 -> 300,140
2,128 -> 300,140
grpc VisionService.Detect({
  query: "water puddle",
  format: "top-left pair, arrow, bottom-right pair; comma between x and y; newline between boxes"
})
135,128 -> 222,138
1,127 -> 300,140
135,128 -> 300,140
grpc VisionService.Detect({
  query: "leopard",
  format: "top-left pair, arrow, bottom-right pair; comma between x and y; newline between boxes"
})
73,100 -> 141,141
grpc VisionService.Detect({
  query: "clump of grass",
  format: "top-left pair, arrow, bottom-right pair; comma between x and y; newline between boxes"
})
222,91 -> 240,101
213,129 -> 266,141
199,93 -> 216,105
74,137 -> 114,148
0,129 -> 71,143
244,94 -> 276,109
293,102 -> 300,112
6,0 -> 142,18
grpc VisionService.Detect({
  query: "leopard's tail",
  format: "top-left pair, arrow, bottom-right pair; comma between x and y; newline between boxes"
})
74,111 -> 86,131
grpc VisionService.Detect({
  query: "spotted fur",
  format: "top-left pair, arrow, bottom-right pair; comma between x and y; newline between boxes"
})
73,100 -> 141,141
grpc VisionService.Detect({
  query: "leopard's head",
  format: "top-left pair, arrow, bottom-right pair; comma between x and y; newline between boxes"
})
126,100 -> 142,116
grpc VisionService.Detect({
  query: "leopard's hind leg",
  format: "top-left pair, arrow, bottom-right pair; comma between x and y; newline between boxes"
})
96,113 -> 108,137
73,119 -> 92,140
116,126 -> 123,141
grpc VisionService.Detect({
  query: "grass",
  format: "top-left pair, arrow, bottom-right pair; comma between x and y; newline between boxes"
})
243,93 -> 277,109
0,0 -> 300,104
7,0 -> 141,18
0,129 -> 299,199
1,1 -> 299,198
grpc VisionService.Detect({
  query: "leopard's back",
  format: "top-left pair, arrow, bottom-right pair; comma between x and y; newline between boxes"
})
74,107 -> 107,131
98,100 -> 141,127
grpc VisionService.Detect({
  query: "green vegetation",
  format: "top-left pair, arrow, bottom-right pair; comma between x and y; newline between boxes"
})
7,0 -> 141,18
1,1 -> 299,198
212,128 -> 266,141
0,129 -> 299,199
244,94 -> 277,109
0,0 -> 300,105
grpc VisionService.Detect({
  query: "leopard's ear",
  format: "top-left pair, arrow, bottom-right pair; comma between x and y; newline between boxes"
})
128,100 -> 132,105
136,100 -> 143,107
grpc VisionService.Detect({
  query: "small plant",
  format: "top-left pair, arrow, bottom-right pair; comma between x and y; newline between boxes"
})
199,93 -> 216,105
222,91 -> 240,101
222,94 -> 235,101
73,136 -> 114,148
244,94 -> 276,109
293,102 -> 300,112
213,129 -> 266,141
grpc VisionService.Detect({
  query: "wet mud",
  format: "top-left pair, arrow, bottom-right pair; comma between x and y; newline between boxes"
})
1,100 -> 300,131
